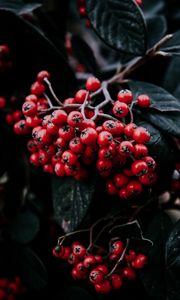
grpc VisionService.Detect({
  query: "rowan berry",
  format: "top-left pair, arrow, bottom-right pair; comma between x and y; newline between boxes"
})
114,173 -> 129,188
139,172 -> 157,185
89,269 -> 104,284
31,81 -> 45,96
137,94 -> 151,107
143,156 -> 156,171
95,280 -> 111,293
54,162 -> 65,176
86,77 -> 101,92
51,109 -> 67,126
62,150 -> 78,165
112,101 -> 129,118
133,127 -> 151,144
37,70 -> 50,82
117,89 -> 133,104
83,255 -> 96,268
127,180 -> 143,197
14,120 -> 29,135
131,160 -> 148,176
132,254 -> 148,269
110,274 -> 123,289
118,141 -> 134,156
75,89 -> 89,104
59,125 -> 75,141
67,111 -> 83,127
133,144 -> 148,158
111,241 -> 124,256
122,267 -> 136,280
72,244 -> 86,258
0,96 -> 6,108
80,127 -> 98,145
98,131 -> 113,147
124,123 -> 137,138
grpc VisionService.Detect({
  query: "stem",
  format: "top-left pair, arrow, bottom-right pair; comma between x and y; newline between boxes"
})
44,92 -> 53,108
81,91 -> 90,121
57,228 -> 90,245
106,239 -> 130,277
44,77 -> 63,106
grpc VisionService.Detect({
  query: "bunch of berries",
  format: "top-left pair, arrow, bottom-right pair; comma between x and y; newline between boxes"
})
0,45 -> 12,73
0,277 -> 26,300
53,239 -> 147,294
0,95 -> 23,126
12,70 -> 157,200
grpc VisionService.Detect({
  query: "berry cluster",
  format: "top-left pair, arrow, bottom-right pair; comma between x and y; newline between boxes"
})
171,163 -> 180,191
0,277 -> 26,300
0,95 -> 23,126
0,45 -> 12,73
53,240 -> 147,294
12,70 -> 157,199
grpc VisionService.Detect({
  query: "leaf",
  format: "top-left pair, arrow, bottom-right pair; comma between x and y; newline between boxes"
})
0,243 -> 48,290
146,16 -> 167,48
160,31 -> 180,55
110,220 -> 152,245
52,176 -> 97,232
8,210 -> 40,244
165,220 -> 180,300
129,81 -> 180,112
0,10 -> 76,96
86,0 -> 147,56
71,35 -> 99,75
134,109 -> 180,138
142,0 -> 165,17
140,211 -> 172,300
0,0 -> 41,15
163,56 -> 180,95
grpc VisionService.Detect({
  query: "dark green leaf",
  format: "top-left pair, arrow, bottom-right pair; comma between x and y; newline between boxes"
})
110,220 -> 152,245
147,16 -> 167,48
163,57 -> 180,95
142,0 -> 165,16
0,0 -> 41,15
165,220 -> 180,300
52,176 -> 97,232
140,211 -> 172,300
71,35 -> 99,75
129,81 -> 180,112
135,109 -> 180,138
8,210 -> 40,244
0,243 -> 48,290
86,0 -> 147,56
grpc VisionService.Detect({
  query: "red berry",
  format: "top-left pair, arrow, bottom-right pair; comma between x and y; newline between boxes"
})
132,254 -> 148,269
133,144 -> 148,159
102,120 -> 124,136
125,250 -> 137,262
136,0 -> 142,5
69,137 -> 84,154
37,70 -> 50,82
75,89 -> 89,104
38,149 -> 49,165
83,255 -> 96,268
127,180 -> 143,197
133,127 -> 151,144
80,127 -> 98,145
111,240 -> 124,256
58,124 -> 75,141
67,111 -> 83,127
98,142 -> 116,160
106,179 -> 118,195
14,120 -> 29,135
131,160 -> 148,176
143,156 -> 156,171
118,141 -> 134,156
72,244 -> 86,258
26,116 -> 41,127
139,172 -> 157,185
96,265 -> 109,275
43,164 -> 54,174
44,144 -> 56,156
54,162 -> 65,176
114,173 -> 129,188
32,126 -> 42,138
123,168 -> 134,177
0,96 -> 6,108
112,101 -> 129,118
25,94 -> 38,103
36,129 -> 52,145
47,121 -> 59,135
12,110 -> 22,122
62,150 -> 78,165
6,113 -> 14,125
31,81 -> 45,96
81,119 -> 96,130
27,140 -> 38,153
61,247 -> 71,260
89,269 -> 104,284
55,137 -> 67,148
110,274 -> 123,289
75,262 -> 87,278
137,94 -> 151,108
95,280 -> 111,294
124,123 -> 137,138
51,109 -> 67,126
0,44 -> 10,56
122,267 -> 136,280
96,159 -> 112,175
86,77 -> 101,92
30,152 -> 40,166
98,131 -> 113,147
68,253 -> 79,265
79,6 -> 87,16
119,187 -> 129,200
117,89 -> 133,104
22,101 -> 37,116
71,268 -> 82,280
94,255 -> 103,263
